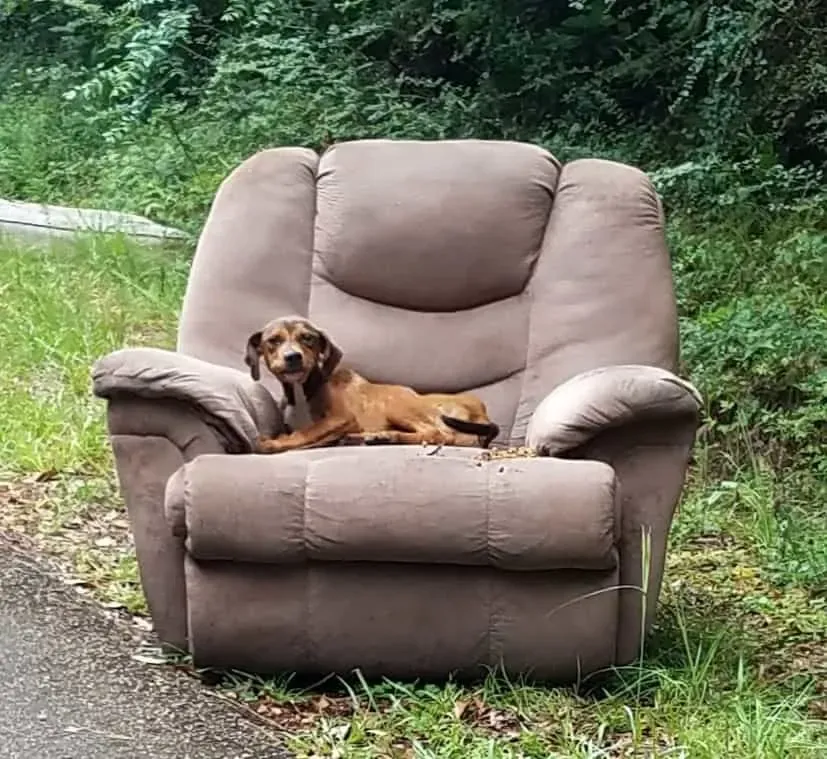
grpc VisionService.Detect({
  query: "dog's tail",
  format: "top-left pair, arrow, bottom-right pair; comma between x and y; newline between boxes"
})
440,415 -> 500,448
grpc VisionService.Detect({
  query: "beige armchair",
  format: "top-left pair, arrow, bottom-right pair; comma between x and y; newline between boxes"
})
92,139 -> 701,682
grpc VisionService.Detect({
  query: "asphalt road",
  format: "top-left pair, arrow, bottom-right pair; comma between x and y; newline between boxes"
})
0,536 -> 289,759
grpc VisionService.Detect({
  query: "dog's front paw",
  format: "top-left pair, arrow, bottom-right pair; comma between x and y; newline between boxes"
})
361,432 -> 393,445
255,435 -> 287,454
338,434 -> 367,446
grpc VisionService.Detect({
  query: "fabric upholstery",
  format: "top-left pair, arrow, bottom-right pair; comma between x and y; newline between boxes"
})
165,447 -> 618,571
173,141 -> 679,446
92,138 -> 701,681
177,147 -> 319,384
106,398 -> 231,650
314,139 -> 560,311
526,364 -> 702,455
510,159 -> 680,444
569,418 -> 699,665
111,434 -> 190,651
92,347 -> 282,453
184,560 -> 620,682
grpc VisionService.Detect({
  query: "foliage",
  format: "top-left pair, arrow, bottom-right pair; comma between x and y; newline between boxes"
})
671,211 -> 826,475
2,0 -> 826,170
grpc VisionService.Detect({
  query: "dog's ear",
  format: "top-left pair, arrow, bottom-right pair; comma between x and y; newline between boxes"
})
244,331 -> 263,381
317,329 -> 343,380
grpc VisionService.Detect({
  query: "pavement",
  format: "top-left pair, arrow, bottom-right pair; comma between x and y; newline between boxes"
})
0,536 -> 290,759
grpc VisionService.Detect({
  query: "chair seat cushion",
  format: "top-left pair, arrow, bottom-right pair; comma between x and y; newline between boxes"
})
165,447 -> 619,571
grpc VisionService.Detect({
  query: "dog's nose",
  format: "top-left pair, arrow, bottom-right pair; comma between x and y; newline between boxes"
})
283,351 -> 303,370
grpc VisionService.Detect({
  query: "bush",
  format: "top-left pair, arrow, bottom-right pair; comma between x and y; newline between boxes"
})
673,219 -> 827,472
3,1 -> 826,170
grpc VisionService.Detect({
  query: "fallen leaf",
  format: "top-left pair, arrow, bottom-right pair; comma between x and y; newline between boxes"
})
130,651 -> 169,665
453,700 -> 470,719
328,723 -> 351,740
131,616 -> 153,632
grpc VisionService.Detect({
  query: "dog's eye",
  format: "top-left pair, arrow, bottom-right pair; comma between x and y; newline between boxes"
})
298,333 -> 317,347
267,335 -> 283,347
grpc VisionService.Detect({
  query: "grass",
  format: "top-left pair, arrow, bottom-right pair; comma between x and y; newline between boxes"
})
0,230 -> 826,757
0,233 -> 187,472
0,233 -> 187,610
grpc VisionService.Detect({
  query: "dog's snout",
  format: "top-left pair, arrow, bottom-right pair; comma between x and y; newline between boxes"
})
283,351 -> 303,370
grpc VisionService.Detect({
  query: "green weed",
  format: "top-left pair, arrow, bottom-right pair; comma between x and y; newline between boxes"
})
0,234 -> 187,474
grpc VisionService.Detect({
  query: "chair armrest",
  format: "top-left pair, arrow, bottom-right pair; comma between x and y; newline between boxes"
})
526,364 -> 702,456
91,347 -> 283,650
526,364 -> 702,666
92,347 -> 283,453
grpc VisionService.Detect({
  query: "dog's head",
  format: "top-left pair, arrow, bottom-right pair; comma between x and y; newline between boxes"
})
244,316 -> 343,386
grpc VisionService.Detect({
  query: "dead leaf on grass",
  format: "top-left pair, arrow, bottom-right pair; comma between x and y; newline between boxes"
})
452,696 -> 522,737
453,699 -> 470,720
327,723 -> 351,741
602,728 -> 683,758
247,693 -> 357,733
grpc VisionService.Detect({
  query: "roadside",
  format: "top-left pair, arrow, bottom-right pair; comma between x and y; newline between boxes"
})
0,534 -> 289,759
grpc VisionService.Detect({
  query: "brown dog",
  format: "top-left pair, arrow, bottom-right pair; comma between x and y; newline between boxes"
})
244,316 -> 500,454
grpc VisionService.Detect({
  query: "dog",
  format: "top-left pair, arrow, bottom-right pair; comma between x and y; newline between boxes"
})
244,316 -> 500,454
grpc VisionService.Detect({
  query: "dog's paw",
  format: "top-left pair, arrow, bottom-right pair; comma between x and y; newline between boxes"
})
337,434 -> 366,446
255,435 -> 286,454
254,435 -> 272,453
357,432 -> 390,445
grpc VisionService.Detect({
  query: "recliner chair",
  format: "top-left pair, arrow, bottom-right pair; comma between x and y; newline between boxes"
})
92,139 -> 701,682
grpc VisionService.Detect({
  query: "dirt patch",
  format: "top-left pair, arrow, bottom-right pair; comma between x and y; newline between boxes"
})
0,471 -> 145,614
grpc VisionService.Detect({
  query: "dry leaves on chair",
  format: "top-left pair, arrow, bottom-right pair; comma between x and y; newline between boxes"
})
476,446 -> 539,461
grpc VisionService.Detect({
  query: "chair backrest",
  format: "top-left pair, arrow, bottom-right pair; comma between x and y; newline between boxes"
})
178,139 -> 679,445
